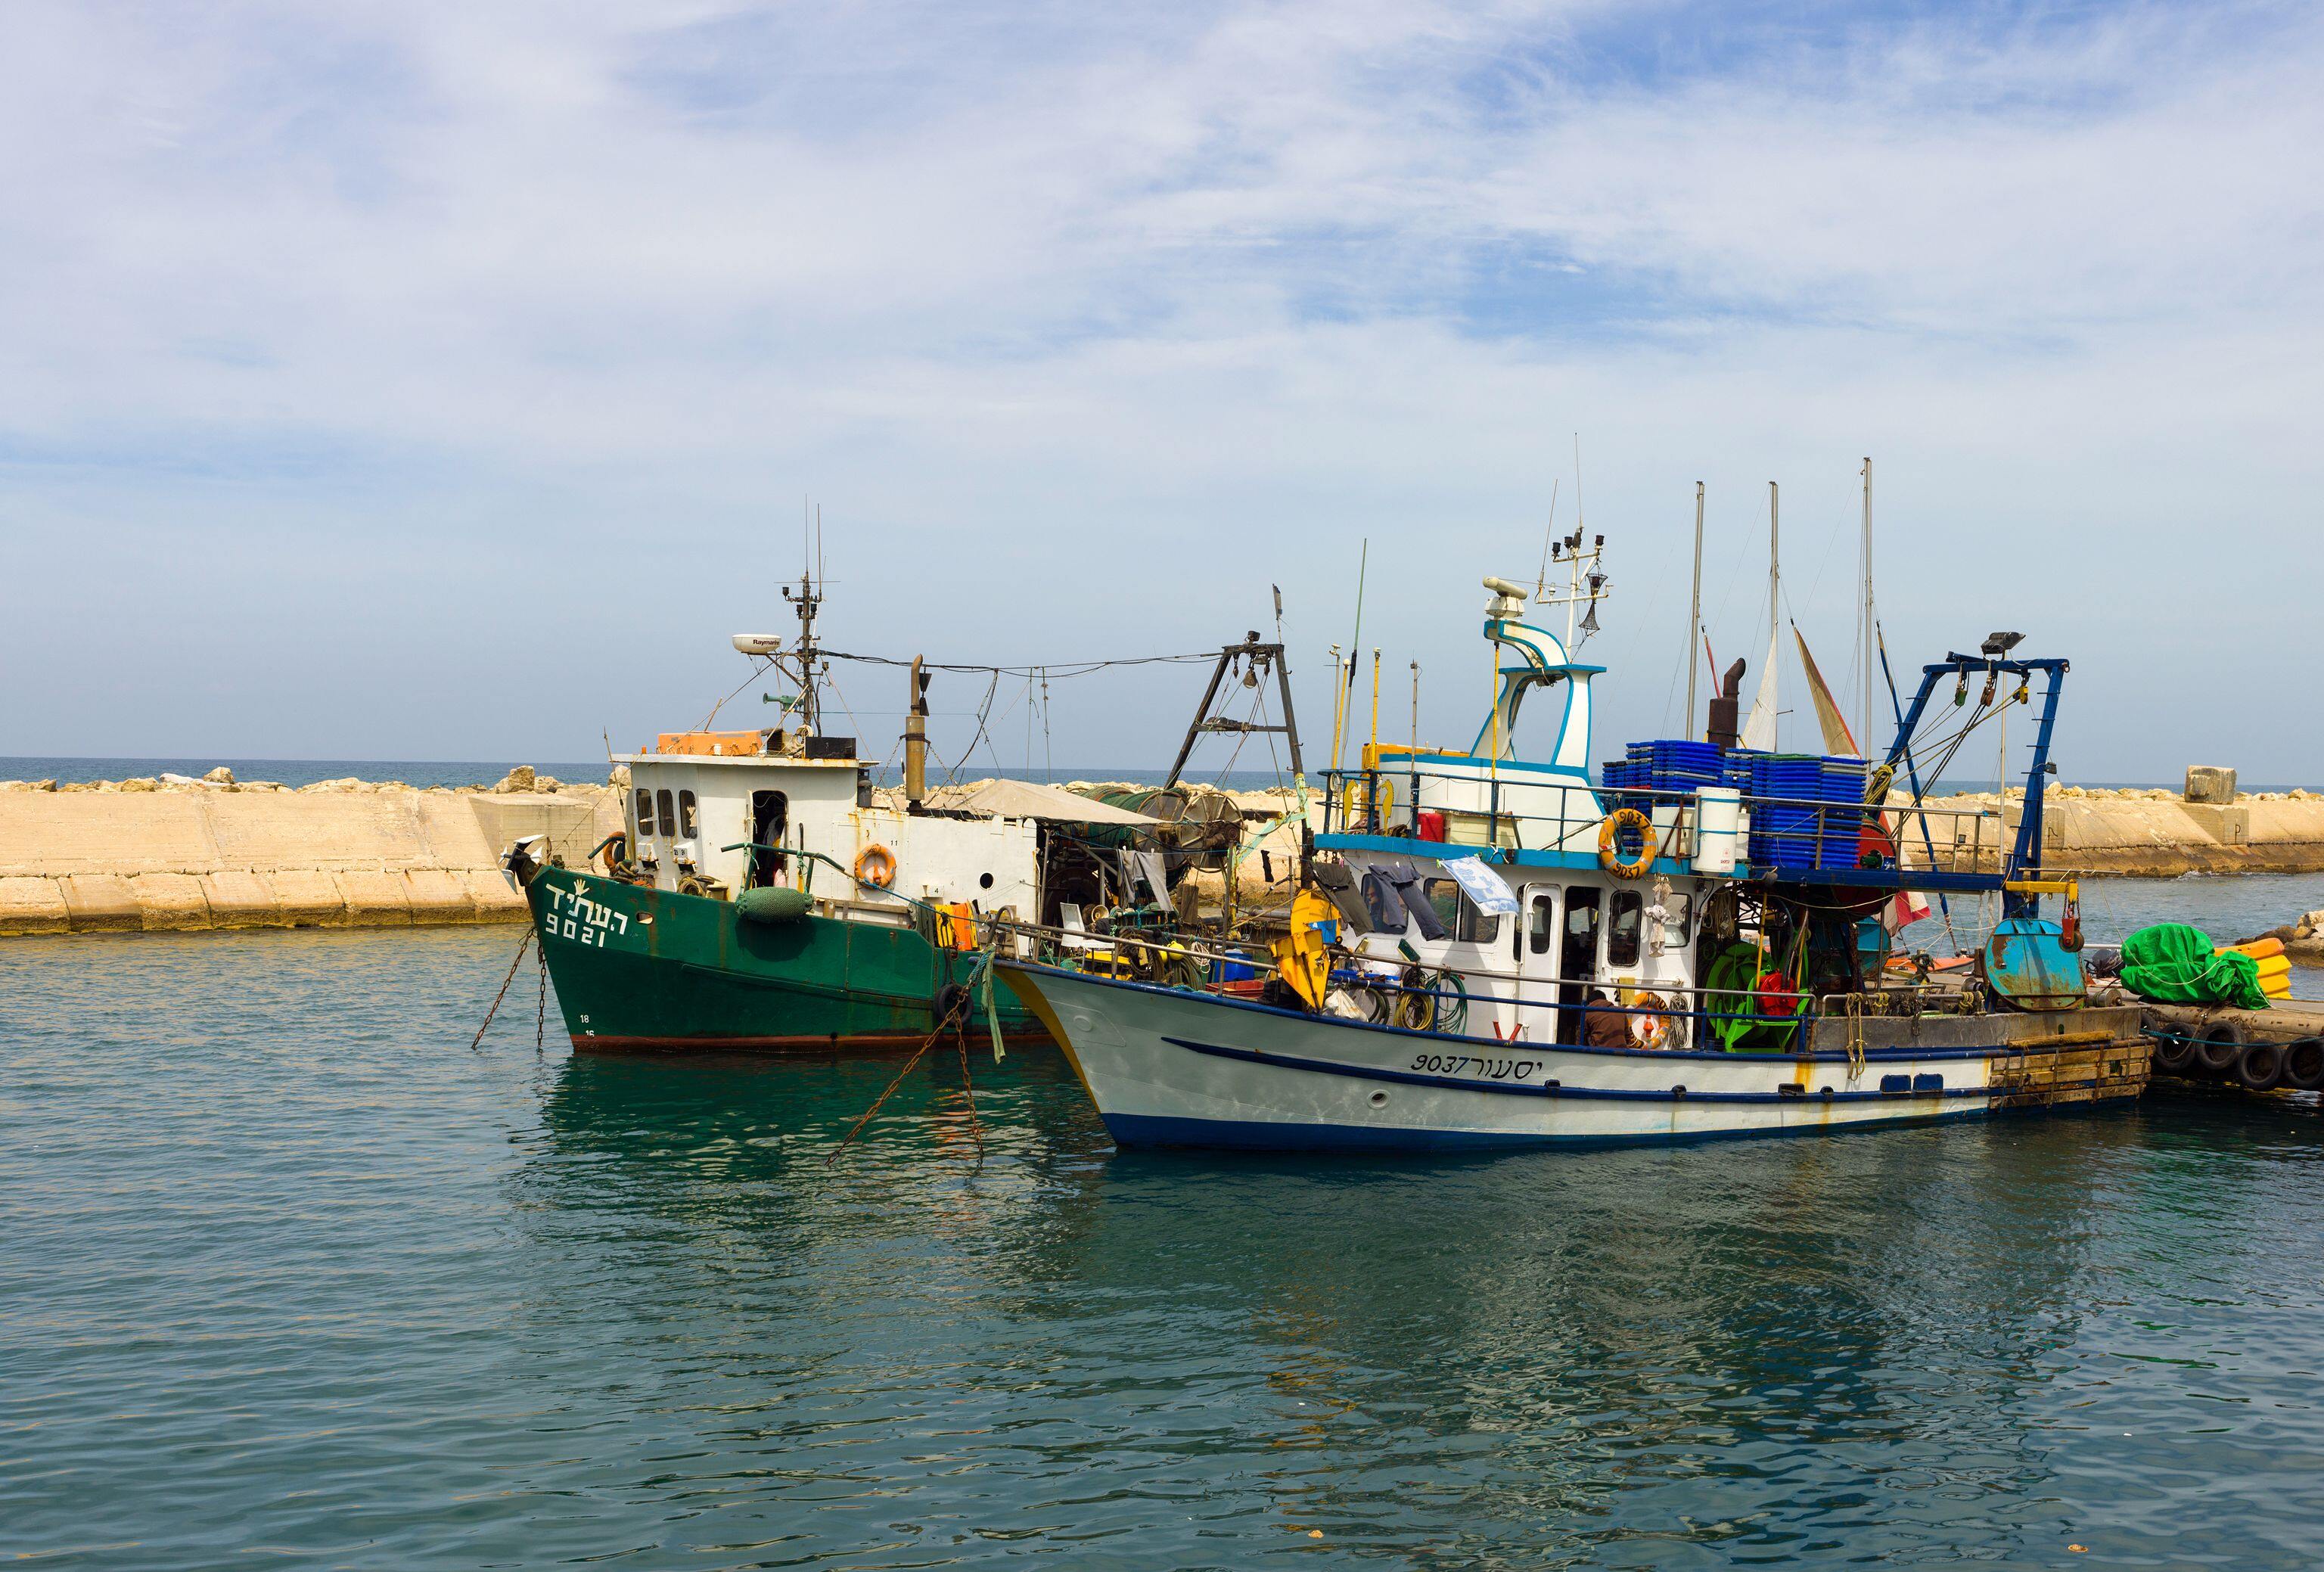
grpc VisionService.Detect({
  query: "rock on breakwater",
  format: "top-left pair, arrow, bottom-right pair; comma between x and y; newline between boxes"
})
0,769 -> 619,936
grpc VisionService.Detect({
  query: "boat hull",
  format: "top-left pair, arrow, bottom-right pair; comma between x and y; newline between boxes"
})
525,863 -> 1043,1052
999,962 -> 2148,1152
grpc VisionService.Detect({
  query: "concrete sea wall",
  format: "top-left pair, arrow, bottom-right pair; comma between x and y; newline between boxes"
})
1894,786 -> 2324,877
6,769 -> 2322,937
0,772 -> 619,937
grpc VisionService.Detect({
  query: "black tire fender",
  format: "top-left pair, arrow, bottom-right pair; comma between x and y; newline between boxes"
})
2196,1021 -> 2245,1074
2236,1039 -> 2285,1092
2280,1036 -> 2324,1092
2152,1028 -> 2198,1073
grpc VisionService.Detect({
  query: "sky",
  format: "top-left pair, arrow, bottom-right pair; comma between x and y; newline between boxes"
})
5,0 -> 2320,784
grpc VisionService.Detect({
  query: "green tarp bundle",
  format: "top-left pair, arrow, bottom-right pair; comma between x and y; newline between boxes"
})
2118,924 -> 2268,1011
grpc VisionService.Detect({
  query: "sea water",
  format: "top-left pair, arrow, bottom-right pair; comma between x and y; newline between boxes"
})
4,883 -> 2323,1568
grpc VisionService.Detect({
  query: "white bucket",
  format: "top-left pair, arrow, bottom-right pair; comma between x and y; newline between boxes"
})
1692,786 -> 1741,876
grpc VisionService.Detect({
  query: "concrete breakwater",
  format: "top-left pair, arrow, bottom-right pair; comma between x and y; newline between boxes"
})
1894,785 -> 2324,878
0,769 -> 617,937
5,767 -> 2322,937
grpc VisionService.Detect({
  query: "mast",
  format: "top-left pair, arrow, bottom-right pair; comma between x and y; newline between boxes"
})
781,568 -> 823,734
1861,457 -> 1874,755
1567,433 -> 1586,647
1686,481 -> 1704,741
1768,480 -> 1780,671
1739,483 -> 1782,752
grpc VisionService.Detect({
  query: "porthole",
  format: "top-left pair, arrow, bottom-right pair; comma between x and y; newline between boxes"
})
979,872 -> 995,890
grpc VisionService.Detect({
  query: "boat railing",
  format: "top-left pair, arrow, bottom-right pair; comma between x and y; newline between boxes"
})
1318,762 -> 2007,874
984,906 -> 1990,1049
1313,964 -> 1984,1041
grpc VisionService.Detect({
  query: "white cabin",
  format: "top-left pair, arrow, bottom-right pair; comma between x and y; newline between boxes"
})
617,738 -> 1042,925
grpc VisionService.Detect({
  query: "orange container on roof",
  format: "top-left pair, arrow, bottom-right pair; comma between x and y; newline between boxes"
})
655,730 -> 766,757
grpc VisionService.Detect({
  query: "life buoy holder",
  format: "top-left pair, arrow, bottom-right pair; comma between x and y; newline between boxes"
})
1597,806 -> 1655,879
853,843 -> 897,889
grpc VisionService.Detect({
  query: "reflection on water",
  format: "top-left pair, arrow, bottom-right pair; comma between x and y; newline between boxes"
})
6,924 -> 2324,1567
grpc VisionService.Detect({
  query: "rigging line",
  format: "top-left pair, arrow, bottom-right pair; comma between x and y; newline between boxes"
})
820,665 -> 869,760
965,668 -> 1004,784
1208,681 -> 1272,789
1701,509 -> 1758,662
699,657 -> 777,732
1795,495 -> 1854,615
1531,479 -> 1562,600
821,648 -> 1216,678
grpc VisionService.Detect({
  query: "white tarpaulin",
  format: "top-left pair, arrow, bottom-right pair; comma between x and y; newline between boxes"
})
1439,855 -> 1521,916
922,778 -> 1160,826
1741,623 -> 1780,752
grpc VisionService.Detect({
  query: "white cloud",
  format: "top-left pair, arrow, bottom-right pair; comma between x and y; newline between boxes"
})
3,1 -> 2319,779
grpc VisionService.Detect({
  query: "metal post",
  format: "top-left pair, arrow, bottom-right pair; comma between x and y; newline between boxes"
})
903,655 -> 929,806
1274,647 -> 1305,782
1368,648 -> 1381,831
1686,481 -> 1704,740
1164,646 -> 1232,788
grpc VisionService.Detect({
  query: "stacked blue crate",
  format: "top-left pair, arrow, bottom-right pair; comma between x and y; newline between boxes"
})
1603,742 -> 1869,872
1596,757 -> 1651,814
1816,758 -> 1869,871
1625,738 -> 1725,791
1735,751 -> 1869,870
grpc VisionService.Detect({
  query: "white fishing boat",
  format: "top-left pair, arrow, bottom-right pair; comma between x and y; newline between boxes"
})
999,546 -> 2150,1152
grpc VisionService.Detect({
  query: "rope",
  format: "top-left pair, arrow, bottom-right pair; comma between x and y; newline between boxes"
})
465,928 -> 536,1053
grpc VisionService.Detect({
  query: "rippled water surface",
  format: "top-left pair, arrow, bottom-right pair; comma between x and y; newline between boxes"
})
7,920 -> 2324,1569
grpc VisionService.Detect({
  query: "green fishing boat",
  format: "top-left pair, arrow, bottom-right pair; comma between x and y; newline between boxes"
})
508,855 -> 1047,1052
500,570 -> 1162,1054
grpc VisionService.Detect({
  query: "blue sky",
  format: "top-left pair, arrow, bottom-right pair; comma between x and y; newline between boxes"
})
5,0 -> 2320,782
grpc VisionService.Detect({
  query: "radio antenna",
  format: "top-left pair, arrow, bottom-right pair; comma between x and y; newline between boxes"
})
1531,479 -> 1561,600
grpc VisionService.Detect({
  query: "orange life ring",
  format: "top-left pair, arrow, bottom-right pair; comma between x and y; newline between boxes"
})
1597,806 -> 1655,878
853,843 -> 897,889
1629,992 -> 1672,1049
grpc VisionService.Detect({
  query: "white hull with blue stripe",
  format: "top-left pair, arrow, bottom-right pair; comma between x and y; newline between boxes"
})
999,962 -> 2147,1153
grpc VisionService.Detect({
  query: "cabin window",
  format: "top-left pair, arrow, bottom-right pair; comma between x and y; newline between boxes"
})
1423,878 -> 1501,945
677,789 -> 699,838
1608,890 -> 1644,968
656,789 -> 677,843
1527,892 -> 1557,955
1659,892 -> 1693,946
634,787 -> 656,838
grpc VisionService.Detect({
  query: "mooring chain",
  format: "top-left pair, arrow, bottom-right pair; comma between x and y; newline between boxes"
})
465,927 -> 536,1053
955,1015 -> 987,1160
536,943 -> 548,1056
828,983 -> 981,1166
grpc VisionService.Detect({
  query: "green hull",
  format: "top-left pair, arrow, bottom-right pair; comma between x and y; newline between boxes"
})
526,864 -> 1045,1053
